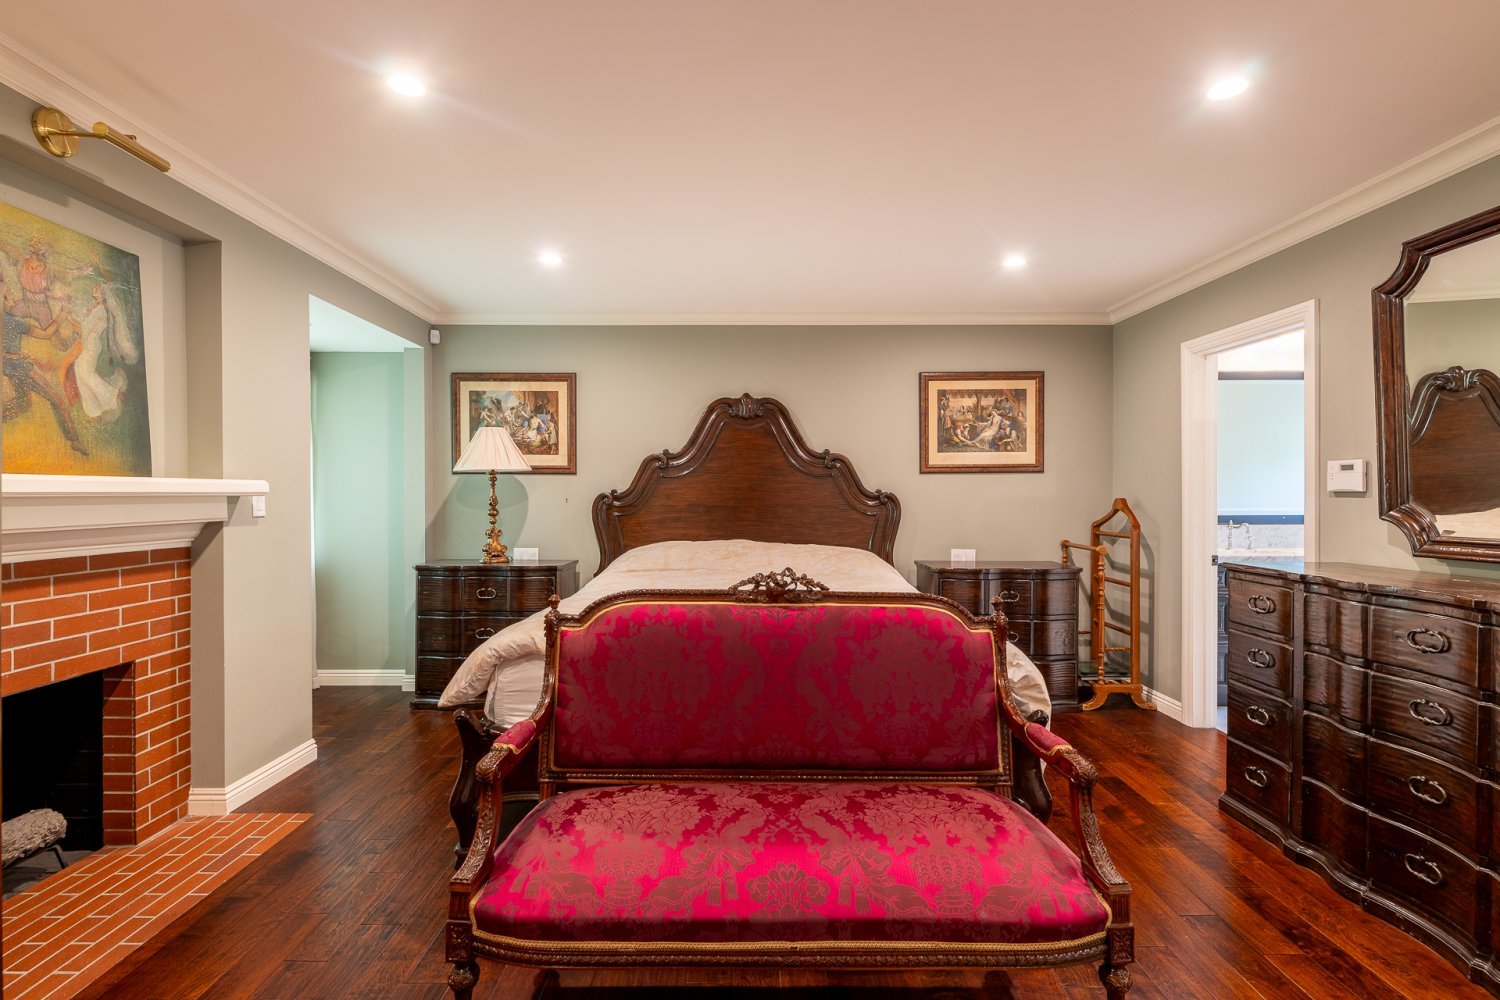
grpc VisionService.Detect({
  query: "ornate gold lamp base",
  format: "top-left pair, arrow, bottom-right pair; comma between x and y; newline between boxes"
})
481,470 -> 510,564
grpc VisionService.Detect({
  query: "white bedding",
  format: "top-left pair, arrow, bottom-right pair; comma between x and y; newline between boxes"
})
438,539 -> 1052,726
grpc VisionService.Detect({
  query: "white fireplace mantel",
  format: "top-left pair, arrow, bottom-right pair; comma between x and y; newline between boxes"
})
0,475 -> 270,563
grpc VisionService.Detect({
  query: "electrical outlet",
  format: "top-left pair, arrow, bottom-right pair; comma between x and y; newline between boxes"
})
950,548 -> 976,565
511,547 -> 540,562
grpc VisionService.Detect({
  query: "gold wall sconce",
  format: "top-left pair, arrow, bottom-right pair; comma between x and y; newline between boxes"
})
31,106 -> 171,173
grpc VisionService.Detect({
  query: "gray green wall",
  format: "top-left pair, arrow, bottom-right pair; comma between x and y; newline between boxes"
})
1405,297 -> 1500,389
0,82 -> 430,789
1113,154 -> 1500,702
311,350 -> 422,679
427,325 -> 1114,581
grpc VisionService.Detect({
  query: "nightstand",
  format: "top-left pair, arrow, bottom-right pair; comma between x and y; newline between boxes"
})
412,559 -> 579,709
914,560 -> 1082,710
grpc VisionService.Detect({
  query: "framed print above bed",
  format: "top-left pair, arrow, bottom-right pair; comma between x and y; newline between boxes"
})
919,371 -> 1043,473
451,372 -> 576,474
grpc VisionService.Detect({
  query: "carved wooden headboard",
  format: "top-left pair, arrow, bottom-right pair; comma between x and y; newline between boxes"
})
591,394 -> 901,574
1409,366 -> 1500,515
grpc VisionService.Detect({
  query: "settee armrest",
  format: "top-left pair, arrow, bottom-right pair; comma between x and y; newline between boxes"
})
1002,698 -> 1132,907
450,715 -> 543,892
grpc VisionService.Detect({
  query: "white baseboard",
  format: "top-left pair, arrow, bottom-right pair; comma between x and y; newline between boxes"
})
1144,687 -> 1184,722
188,738 -> 318,815
401,676 -> 415,692
315,669 -> 406,687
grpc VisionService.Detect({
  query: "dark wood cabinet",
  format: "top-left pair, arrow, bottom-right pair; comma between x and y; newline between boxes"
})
914,560 -> 1082,709
1220,560 -> 1500,996
413,560 -> 578,709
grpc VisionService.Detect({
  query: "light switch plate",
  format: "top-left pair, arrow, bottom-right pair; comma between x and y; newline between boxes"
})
250,495 -> 266,518
511,547 -> 540,562
950,548 -> 976,565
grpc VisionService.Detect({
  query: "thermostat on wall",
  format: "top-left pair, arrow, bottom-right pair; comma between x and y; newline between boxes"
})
1326,459 -> 1367,493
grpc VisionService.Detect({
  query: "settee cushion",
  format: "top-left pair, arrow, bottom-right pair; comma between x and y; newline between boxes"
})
472,782 -> 1108,950
553,601 -> 1001,773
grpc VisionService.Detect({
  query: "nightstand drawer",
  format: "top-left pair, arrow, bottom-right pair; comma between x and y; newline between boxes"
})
989,580 -> 1034,617
459,576 -> 511,611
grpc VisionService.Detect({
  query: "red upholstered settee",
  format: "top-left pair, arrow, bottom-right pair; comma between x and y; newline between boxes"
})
445,571 -> 1134,997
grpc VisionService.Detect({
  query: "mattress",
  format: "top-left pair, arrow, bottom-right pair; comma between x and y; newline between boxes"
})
439,539 -> 1052,725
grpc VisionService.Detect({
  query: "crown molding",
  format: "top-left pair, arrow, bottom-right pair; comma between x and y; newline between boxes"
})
1109,113 -> 1500,324
432,309 -> 1113,327
0,34 -> 441,322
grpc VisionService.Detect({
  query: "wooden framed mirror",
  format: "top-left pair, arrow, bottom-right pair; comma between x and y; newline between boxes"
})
1375,202 -> 1500,561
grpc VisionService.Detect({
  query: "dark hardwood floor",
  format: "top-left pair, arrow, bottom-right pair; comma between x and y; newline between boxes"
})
76,688 -> 1488,999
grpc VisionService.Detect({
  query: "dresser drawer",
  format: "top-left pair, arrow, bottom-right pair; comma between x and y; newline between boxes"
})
1226,740 -> 1289,826
1303,652 -> 1370,727
1020,618 -> 1075,658
416,654 -> 469,700
459,575 -> 512,612
417,615 -> 468,653
1368,740 -> 1481,858
1304,592 -> 1365,659
989,579 -> 1034,618
1227,685 -> 1292,761
1302,713 -> 1367,799
1368,815 -> 1480,948
1226,576 -> 1292,638
934,576 -> 984,613
509,571 -> 564,610
1300,779 -> 1367,878
462,613 -> 528,651
1369,606 -> 1480,690
1370,674 -> 1483,768
416,572 -> 462,613
1226,631 -> 1291,697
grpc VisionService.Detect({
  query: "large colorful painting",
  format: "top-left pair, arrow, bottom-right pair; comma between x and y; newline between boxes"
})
1,202 -> 152,476
919,371 -> 1044,473
451,372 -> 576,474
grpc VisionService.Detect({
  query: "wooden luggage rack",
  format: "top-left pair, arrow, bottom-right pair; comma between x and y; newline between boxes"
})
1061,498 -> 1152,711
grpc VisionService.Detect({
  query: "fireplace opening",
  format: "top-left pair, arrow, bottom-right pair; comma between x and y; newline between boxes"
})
3,671 -> 105,893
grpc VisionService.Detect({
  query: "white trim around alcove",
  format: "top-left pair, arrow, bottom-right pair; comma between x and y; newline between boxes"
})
1179,300 -> 1319,730
187,739 -> 318,815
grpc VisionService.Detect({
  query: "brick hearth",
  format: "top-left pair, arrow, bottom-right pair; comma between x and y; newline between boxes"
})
0,548 -> 192,845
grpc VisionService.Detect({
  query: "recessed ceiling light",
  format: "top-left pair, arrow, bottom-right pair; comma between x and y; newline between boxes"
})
386,72 -> 426,97
1206,76 -> 1250,101
1001,253 -> 1028,271
536,248 -> 565,268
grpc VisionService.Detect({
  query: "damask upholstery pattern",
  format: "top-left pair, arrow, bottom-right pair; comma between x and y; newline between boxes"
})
553,603 -> 1000,772
472,782 -> 1107,946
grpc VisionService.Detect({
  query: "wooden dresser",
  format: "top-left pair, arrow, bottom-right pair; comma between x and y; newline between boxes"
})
1220,560 -> 1500,994
412,560 -> 579,709
914,560 -> 1082,709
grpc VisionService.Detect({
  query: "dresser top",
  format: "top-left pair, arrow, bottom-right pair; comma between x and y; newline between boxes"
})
1221,558 -> 1500,609
416,559 -> 577,570
915,559 -> 1081,574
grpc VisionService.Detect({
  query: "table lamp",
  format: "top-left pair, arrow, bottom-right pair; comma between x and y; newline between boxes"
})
453,427 -> 532,563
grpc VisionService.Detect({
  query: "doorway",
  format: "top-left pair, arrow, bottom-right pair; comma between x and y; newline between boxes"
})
308,297 -> 425,692
1180,301 -> 1318,730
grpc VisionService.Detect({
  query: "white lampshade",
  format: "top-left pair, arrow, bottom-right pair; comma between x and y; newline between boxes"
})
454,427 -> 532,473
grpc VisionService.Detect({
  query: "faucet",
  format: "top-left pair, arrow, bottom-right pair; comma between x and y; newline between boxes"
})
1223,520 -> 1254,549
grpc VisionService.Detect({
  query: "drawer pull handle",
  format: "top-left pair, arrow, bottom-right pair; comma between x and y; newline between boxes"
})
1244,705 -> 1272,727
998,590 -> 1021,603
1407,775 -> 1449,806
1402,852 -> 1444,887
1243,766 -> 1269,788
474,587 -> 499,601
1246,647 -> 1275,669
473,627 -> 496,640
1246,594 -> 1276,614
1407,698 -> 1452,727
1403,628 -> 1450,654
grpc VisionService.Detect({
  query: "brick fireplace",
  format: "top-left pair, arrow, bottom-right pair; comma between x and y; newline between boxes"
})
1,548 -> 192,846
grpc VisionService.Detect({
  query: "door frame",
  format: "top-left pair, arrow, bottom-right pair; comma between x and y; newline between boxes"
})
1179,299 -> 1318,728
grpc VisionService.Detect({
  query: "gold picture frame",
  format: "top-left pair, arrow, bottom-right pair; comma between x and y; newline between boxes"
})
451,372 -> 576,474
919,371 -> 1044,473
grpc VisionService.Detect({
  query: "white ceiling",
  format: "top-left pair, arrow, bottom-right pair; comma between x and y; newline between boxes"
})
4,2 -> 1500,324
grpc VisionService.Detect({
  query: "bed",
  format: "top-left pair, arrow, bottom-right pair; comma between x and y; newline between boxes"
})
443,394 -> 1054,856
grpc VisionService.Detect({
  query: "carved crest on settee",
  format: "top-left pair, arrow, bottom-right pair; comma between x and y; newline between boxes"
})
730,567 -> 831,603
